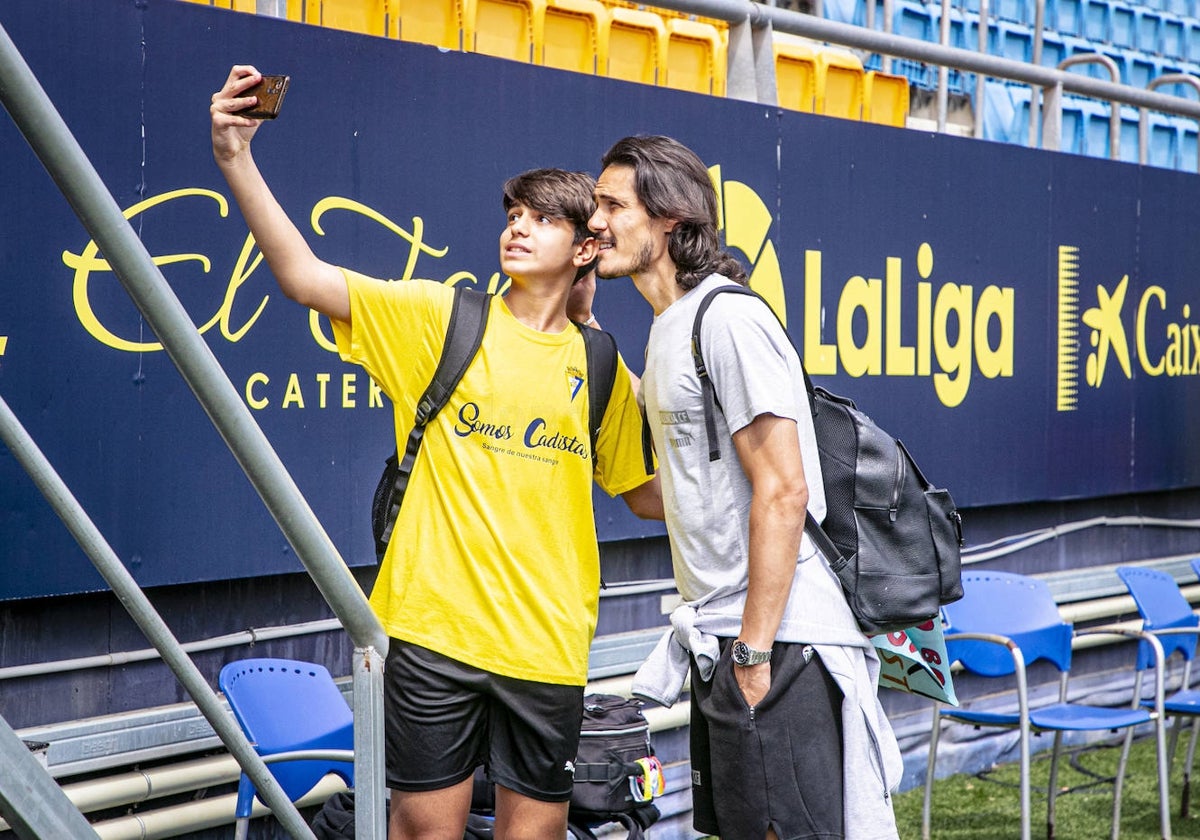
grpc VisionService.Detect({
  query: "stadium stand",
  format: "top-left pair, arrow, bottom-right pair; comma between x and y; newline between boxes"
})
175,0 -> 1200,169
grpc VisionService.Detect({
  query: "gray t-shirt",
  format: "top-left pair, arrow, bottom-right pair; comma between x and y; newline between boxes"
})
643,275 -> 861,641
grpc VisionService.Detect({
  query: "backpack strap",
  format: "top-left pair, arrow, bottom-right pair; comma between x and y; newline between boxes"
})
377,286 -> 491,550
690,284 -> 815,463
690,284 -> 834,563
574,322 -> 654,476
574,321 -> 617,461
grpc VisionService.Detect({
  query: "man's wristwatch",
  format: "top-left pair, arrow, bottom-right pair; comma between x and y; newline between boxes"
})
731,640 -> 772,667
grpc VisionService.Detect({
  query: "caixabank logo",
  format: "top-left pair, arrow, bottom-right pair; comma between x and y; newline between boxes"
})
1056,245 -> 1200,411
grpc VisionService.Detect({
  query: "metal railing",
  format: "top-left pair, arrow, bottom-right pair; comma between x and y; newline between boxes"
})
653,0 -> 1200,162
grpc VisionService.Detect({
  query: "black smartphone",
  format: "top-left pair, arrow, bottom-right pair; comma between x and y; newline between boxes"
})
236,74 -> 290,120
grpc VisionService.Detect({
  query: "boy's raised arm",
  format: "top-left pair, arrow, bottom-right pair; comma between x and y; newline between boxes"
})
211,65 -> 350,323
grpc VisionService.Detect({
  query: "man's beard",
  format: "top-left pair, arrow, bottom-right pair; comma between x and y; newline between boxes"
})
597,238 -> 656,279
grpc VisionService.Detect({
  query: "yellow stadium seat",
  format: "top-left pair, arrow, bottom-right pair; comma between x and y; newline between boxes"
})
468,0 -> 542,63
299,0 -> 389,36
393,0 -> 466,49
815,49 -> 864,120
186,0 -> 257,10
773,40 -> 817,113
863,70 -> 910,127
604,7 -> 667,85
664,18 -> 725,96
540,0 -> 606,74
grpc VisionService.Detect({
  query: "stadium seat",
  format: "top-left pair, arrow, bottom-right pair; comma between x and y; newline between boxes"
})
539,0 -> 605,74
1161,13 -> 1186,62
995,0 -> 1033,24
1109,2 -> 1135,49
1116,565 -> 1200,818
815,50 -> 865,120
469,0 -> 541,63
983,81 -> 1034,145
394,0 -> 466,49
189,0 -> 258,11
1186,21 -> 1200,64
863,70 -> 909,126
1049,0 -> 1086,37
1082,0 -> 1111,44
1128,51 -> 1164,89
664,18 -> 725,95
218,659 -> 354,840
1179,120 -> 1198,172
1057,96 -> 1086,153
299,0 -> 388,36
822,0 -> 858,25
1079,97 -> 1118,158
774,39 -> 817,112
604,7 -> 667,85
994,20 -> 1035,63
1147,111 -> 1181,168
921,571 -> 1171,840
982,80 -> 1019,144
1039,30 -> 1068,67
1136,8 -> 1164,55
893,0 -> 935,42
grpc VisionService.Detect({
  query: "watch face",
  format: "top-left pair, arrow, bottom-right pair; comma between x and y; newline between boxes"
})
732,640 -> 750,666
732,640 -> 770,666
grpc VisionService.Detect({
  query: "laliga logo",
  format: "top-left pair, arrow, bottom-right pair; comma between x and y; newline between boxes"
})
1056,245 -> 1200,412
708,165 -> 787,322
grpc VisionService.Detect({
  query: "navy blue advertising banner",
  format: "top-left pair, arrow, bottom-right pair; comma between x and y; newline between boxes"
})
2,0 -> 1198,598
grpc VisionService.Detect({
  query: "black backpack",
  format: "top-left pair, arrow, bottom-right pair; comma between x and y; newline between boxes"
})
310,697 -> 662,840
567,694 -> 662,840
371,286 -> 619,560
691,284 -> 964,635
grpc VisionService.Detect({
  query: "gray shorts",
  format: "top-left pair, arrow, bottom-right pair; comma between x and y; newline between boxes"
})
383,638 -> 584,802
689,638 -> 845,840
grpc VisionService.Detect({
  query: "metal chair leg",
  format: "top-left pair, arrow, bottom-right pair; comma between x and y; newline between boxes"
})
922,704 -> 943,840
1113,728 -> 1136,840
1183,718 -> 1200,818
1047,732 -> 1064,840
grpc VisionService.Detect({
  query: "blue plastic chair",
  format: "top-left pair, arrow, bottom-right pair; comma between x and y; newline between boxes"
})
921,571 -> 1170,840
219,658 -> 355,839
1116,564 -> 1200,818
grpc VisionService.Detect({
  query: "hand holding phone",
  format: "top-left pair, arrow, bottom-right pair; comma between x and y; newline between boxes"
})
236,74 -> 290,120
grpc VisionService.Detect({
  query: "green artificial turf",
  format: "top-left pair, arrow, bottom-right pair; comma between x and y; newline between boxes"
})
893,733 -> 1200,839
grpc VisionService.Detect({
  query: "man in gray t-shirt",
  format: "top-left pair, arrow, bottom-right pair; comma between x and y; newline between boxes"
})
582,135 -> 901,840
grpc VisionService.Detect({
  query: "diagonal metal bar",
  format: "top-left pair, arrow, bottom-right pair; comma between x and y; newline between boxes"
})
0,715 -> 98,839
0,395 -> 319,840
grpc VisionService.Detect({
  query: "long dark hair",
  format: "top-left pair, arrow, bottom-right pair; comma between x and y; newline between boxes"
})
600,135 -> 748,290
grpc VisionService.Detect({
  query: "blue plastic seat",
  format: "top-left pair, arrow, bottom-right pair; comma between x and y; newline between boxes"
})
1162,14 -> 1186,61
1186,21 -> 1200,64
1179,121 -> 1198,173
1137,8 -> 1164,55
1117,564 -> 1200,817
219,658 -> 355,839
1082,0 -> 1111,44
1080,98 -> 1119,159
894,0 -> 935,42
1049,0 -> 1086,36
921,571 -> 1170,840
1110,2 -> 1136,48
994,20 -> 1035,62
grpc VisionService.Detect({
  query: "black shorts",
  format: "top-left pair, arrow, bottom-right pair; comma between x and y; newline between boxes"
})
690,638 -> 845,840
383,638 -> 584,802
